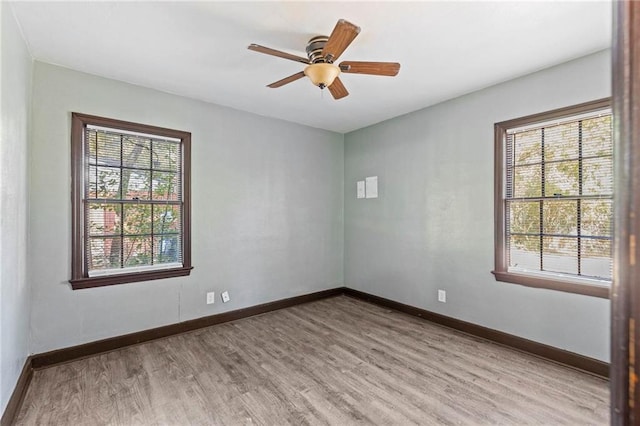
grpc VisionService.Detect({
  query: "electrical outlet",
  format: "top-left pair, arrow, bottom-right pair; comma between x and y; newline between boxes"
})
221,291 -> 230,303
206,291 -> 215,305
438,289 -> 446,303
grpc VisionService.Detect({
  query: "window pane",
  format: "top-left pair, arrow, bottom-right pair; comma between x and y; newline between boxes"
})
542,236 -> 578,275
123,136 -> 151,169
509,235 -> 540,270
89,166 -> 121,199
123,236 -> 152,267
512,165 -> 541,197
152,171 -> 179,200
544,160 -> 579,196
87,203 -> 121,236
154,235 -> 181,264
123,204 -> 152,235
87,165 -> 97,199
544,122 -> 579,161
581,199 -> 612,237
583,157 -> 613,195
96,132 -> 121,167
582,115 -> 612,157
513,129 -> 541,166
543,200 -> 577,236
123,170 -> 151,200
88,237 -> 122,271
153,140 -> 180,171
508,201 -> 539,234
153,205 -> 181,234
581,238 -> 612,280
87,131 -> 98,165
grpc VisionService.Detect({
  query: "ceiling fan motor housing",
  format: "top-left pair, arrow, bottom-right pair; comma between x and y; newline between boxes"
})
306,36 -> 329,63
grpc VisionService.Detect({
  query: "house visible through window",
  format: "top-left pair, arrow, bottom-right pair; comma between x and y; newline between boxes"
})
70,113 -> 192,289
493,99 -> 612,298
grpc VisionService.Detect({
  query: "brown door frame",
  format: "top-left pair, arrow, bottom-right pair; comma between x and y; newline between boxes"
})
612,1 -> 640,424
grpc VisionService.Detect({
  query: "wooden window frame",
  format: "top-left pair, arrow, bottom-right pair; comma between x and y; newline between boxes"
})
70,113 -> 192,290
492,98 -> 612,299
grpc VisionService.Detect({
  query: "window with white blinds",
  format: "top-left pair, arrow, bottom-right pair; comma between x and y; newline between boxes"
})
70,113 -> 192,289
493,99 -> 612,298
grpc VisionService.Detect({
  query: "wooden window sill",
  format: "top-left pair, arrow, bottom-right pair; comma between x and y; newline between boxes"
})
491,270 -> 610,299
70,266 -> 193,290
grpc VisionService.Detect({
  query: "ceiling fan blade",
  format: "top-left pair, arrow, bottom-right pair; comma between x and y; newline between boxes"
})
267,71 -> 306,88
322,19 -> 361,63
328,77 -> 349,100
248,44 -> 310,64
339,61 -> 401,76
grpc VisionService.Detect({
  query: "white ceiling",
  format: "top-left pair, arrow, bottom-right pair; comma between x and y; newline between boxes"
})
10,1 -> 612,134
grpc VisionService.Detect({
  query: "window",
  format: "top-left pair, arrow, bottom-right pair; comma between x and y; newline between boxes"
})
70,113 -> 192,289
493,99 -> 612,298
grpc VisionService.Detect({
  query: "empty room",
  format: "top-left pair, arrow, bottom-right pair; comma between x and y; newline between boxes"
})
2,1 -> 639,425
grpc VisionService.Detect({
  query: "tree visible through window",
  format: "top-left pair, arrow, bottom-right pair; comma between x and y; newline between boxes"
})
493,99 -> 612,298
70,113 -> 192,289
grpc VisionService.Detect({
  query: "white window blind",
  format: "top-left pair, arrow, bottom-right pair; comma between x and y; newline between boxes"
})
504,110 -> 613,282
84,125 -> 183,275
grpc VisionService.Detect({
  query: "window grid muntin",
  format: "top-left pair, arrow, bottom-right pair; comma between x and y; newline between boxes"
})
83,127 -> 183,273
505,113 -> 613,281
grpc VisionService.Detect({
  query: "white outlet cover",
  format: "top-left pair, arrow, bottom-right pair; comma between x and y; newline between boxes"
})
438,290 -> 446,303
206,291 -> 215,304
221,291 -> 230,303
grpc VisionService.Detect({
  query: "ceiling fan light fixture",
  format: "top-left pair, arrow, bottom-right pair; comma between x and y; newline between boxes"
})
304,63 -> 340,89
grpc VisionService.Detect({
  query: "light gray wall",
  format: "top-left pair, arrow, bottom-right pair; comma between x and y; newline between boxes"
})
29,62 -> 344,354
344,50 -> 611,362
0,2 -> 33,413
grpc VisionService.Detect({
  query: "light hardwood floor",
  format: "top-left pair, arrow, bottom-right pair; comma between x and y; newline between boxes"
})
16,296 -> 609,425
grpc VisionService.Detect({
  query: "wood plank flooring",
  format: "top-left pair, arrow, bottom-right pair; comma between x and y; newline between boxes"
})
15,296 -> 609,425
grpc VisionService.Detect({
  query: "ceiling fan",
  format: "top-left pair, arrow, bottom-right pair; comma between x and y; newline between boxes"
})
248,19 -> 400,100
